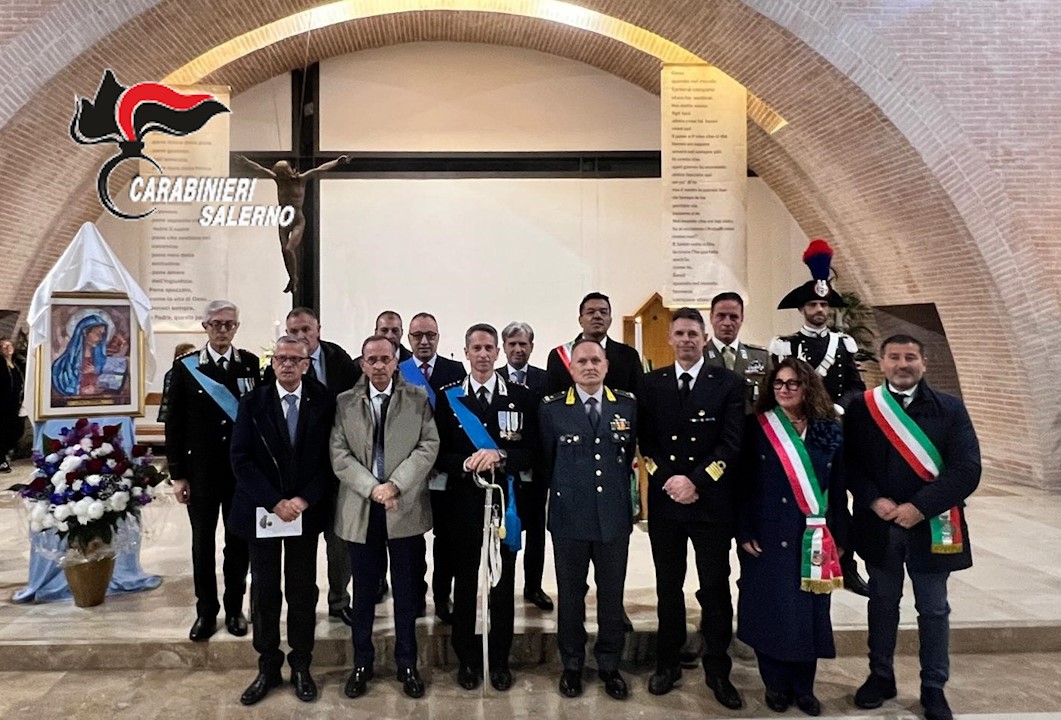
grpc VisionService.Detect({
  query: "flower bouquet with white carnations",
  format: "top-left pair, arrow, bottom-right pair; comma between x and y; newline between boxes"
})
19,418 -> 167,557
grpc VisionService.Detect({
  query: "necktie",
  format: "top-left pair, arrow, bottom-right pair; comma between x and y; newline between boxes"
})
373,393 -> 390,479
512,369 -> 525,384
891,390 -> 910,409
679,372 -> 692,404
722,346 -> 736,371
217,356 -> 227,374
284,394 -> 298,445
477,386 -> 490,411
420,362 -> 431,381
306,358 -> 318,382
586,396 -> 600,428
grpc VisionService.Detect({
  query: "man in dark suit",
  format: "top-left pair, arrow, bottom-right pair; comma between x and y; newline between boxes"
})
433,323 -> 538,692
497,320 -> 552,612
401,311 -> 465,622
263,307 -> 359,625
845,335 -> 980,720
229,336 -> 336,705
545,292 -> 643,396
350,310 -> 414,386
705,292 -> 772,414
540,338 -> 637,700
166,300 -> 258,642
638,307 -> 745,709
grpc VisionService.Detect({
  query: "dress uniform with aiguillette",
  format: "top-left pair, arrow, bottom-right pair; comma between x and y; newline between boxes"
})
539,385 -> 637,683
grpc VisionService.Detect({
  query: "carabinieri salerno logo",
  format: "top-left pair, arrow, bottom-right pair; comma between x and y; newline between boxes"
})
70,70 -> 229,220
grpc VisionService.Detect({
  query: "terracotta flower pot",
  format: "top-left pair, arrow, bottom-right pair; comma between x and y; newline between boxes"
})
64,555 -> 116,607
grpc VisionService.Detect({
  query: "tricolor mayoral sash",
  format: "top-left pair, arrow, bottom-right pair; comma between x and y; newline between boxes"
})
758,408 -> 843,593
554,340 -> 575,370
864,386 -> 963,554
443,384 -> 521,552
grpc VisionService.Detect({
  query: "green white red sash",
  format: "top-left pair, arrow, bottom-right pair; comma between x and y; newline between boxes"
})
554,341 -> 575,371
757,408 -> 843,594
864,386 -> 963,554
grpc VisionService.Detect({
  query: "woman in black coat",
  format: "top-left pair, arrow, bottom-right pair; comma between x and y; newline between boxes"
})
736,358 -> 848,716
0,338 -> 24,473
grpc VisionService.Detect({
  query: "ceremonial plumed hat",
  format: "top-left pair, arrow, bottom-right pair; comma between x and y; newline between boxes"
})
777,239 -> 847,309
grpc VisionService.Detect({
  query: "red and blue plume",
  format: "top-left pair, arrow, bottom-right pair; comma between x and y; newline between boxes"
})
802,239 -> 834,281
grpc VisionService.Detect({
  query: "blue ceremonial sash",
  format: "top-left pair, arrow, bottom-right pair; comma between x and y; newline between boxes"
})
399,358 -> 436,408
181,356 -> 239,421
444,385 -> 521,552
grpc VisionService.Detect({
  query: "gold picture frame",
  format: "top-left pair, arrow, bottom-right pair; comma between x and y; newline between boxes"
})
37,292 -> 145,418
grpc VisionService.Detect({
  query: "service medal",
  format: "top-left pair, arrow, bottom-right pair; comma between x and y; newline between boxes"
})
498,410 -> 523,441
610,415 -> 630,432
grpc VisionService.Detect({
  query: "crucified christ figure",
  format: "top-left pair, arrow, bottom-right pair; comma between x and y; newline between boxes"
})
239,155 -> 348,293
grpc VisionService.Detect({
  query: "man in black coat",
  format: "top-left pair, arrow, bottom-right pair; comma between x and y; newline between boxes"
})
229,336 -> 336,705
402,311 -> 465,622
497,320 -> 552,612
845,335 -> 980,720
539,338 -> 637,701
433,323 -> 538,692
545,292 -> 643,397
166,300 -> 258,642
350,310 -> 414,386
637,307 -> 745,709
263,307 -> 359,624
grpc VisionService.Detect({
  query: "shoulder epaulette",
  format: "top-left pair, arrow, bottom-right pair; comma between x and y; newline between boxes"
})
743,343 -> 768,352
542,391 -> 566,404
177,349 -> 198,360
613,388 -> 636,400
439,380 -> 462,391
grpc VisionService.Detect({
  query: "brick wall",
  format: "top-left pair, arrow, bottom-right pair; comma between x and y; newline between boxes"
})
0,0 -> 1057,487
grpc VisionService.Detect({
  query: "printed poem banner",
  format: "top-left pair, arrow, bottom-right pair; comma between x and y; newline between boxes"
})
142,86 -> 230,331
662,65 -> 747,307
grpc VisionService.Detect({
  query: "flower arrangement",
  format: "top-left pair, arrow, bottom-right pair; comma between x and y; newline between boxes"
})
19,418 -> 167,552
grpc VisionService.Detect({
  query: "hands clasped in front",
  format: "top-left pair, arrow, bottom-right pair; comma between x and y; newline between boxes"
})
370,482 -> 400,511
872,496 -> 925,529
662,474 -> 699,505
272,496 -> 308,522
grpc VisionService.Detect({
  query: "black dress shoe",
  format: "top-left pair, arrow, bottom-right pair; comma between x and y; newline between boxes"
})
490,667 -> 514,692
189,616 -> 217,642
524,588 -> 555,611
795,694 -> 821,716
375,577 -> 389,604
648,667 -> 681,695
457,665 -> 481,690
225,613 -> 248,637
291,669 -> 317,702
398,668 -> 425,699
559,669 -> 582,698
765,688 -> 791,712
854,673 -> 897,709
435,599 -> 454,625
706,675 -> 744,710
599,670 -> 628,700
921,687 -> 953,720
329,606 -> 356,627
344,666 -> 373,698
841,555 -> 871,597
239,672 -> 281,706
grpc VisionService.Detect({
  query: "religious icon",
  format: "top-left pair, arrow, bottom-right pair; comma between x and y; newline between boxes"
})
39,293 -> 143,417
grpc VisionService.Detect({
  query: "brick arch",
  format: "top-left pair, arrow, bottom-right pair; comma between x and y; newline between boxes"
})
0,0 -> 1055,487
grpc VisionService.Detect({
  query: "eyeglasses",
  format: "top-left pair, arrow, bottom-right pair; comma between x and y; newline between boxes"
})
272,354 -> 307,366
205,321 -> 238,331
409,332 -> 438,341
772,379 -> 804,391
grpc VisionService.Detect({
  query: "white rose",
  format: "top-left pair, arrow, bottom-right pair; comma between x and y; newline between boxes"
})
87,501 -> 106,521
53,504 -> 72,521
51,471 -> 65,488
30,520 -> 42,533
29,503 -> 48,523
119,478 -> 132,489
74,497 -> 93,518
64,446 -> 78,456
72,480 -> 83,492
98,443 -> 114,457
45,453 -> 59,464
132,486 -> 143,497
56,521 -> 69,532
41,515 -> 56,529
106,459 -> 117,469
79,438 -> 94,451
85,474 -> 102,487
59,455 -> 82,472
110,491 -> 130,513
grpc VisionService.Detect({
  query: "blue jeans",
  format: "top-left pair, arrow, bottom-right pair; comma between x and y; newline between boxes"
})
866,525 -> 951,689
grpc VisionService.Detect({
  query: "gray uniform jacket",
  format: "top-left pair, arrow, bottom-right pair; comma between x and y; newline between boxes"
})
330,373 -> 439,544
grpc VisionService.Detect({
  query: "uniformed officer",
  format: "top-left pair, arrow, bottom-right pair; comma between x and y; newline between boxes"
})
768,239 -> 871,597
705,292 -> 772,413
768,239 -> 865,411
166,299 -> 259,641
638,307 -> 745,709
539,338 -> 637,701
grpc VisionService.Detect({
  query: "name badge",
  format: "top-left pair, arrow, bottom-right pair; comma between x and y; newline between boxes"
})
498,411 -> 523,441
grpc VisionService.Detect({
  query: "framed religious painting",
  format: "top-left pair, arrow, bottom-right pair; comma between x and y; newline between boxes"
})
37,293 -> 144,418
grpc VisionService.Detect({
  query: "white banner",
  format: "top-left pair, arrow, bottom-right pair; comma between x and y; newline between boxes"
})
141,85 -> 230,332
661,65 -> 747,307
